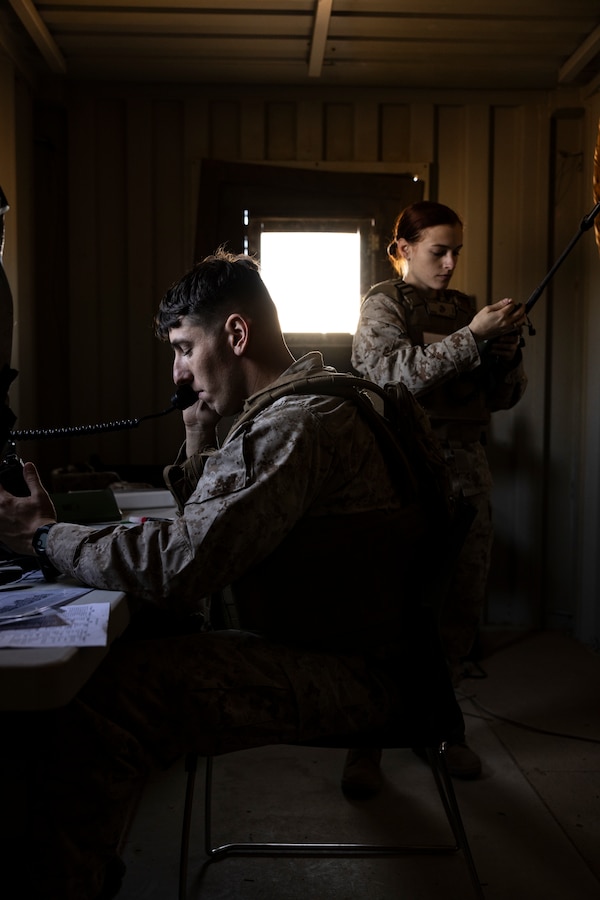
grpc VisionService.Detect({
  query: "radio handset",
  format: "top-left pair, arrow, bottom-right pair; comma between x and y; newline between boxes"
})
0,441 -> 29,496
170,384 -> 198,410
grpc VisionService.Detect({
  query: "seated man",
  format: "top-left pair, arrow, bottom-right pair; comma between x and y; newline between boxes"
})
0,250 -> 448,900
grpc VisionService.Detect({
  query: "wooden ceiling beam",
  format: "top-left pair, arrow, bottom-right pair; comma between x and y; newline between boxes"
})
8,0 -> 66,74
559,23 -> 600,84
308,0 -> 333,78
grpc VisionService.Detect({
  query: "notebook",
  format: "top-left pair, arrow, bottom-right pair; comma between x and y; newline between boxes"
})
51,489 -> 123,525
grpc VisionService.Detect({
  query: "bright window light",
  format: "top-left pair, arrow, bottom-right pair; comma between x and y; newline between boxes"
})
260,231 -> 361,333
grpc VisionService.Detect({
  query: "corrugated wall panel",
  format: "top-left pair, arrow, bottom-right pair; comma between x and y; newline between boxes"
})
578,98 -> 600,646
462,104 -> 490,306
297,100 -> 323,160
125,97 -> 158,468
487,103 -> 550,630
323,103 -> 354,161
266,102 -> 296,160
545,110 -> 587,633
209,101 -> 241,159
67,91 -> 103,471
354,100 -> 379,161
6,81 -> 593,637
151,100 -> 189,464
436,104 -> 468,255
240,101 -> 266,160
380,103 -> 411,162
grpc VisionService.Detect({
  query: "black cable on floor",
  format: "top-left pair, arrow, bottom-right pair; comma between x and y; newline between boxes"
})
456,690 -> 600,745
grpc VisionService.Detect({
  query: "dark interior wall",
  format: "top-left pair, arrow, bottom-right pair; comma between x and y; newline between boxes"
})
6,77 -> 600,640
22,85 -> 556,477
31,100 -> 69,446
194,158 -> 423,282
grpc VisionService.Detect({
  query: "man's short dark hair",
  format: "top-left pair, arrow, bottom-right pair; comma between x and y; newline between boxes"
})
155,248 -> 278,340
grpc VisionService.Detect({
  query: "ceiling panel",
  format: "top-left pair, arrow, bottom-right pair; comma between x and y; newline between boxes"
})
3,0 -> 599,92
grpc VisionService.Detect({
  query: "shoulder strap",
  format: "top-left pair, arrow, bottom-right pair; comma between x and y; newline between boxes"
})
361,277 -> 406,307
363,278 -> 474,317
362,278 -> 434,320
229,371 -> 454,520
230,371 -> 409,455
165,372 -> 423,515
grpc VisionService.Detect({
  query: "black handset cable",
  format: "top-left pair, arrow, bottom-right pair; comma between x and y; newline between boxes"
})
9,384 -> 198,441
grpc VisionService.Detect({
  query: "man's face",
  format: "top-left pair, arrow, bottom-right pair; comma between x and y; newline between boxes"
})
169,317 -> 245,418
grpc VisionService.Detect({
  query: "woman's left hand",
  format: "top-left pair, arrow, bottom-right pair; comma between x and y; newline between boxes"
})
489,332 -> 522,361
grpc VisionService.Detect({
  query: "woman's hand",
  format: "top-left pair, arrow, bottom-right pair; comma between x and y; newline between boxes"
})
468,298 -> 527,342
0,462 -> 56,556
489,332 -> 522,362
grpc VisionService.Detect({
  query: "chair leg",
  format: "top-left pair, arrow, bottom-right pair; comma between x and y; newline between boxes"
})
427,743 -> 485,900
182,747 -> 485,899
178,753 -> 198,900
203,755 -> 215,857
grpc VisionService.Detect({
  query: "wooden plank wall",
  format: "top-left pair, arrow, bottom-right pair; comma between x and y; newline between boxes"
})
4,75 -> 600,641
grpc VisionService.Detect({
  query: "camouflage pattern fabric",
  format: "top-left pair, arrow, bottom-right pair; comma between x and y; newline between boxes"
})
352,284 -> 527,421
48,354 -> 414,617
352,286 -> 527,670
1,351 -> 437,898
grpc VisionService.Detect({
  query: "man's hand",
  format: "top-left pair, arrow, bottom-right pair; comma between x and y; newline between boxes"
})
0,462 -> 56,556
182,397 -> 222,455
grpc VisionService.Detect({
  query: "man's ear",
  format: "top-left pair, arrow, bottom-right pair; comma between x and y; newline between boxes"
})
224,313 -> 249,356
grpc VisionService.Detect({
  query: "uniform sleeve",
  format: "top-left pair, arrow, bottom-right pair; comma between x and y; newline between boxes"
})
351,291 -> 481,396
163,444 -> 215,513
47,401 -> 339,612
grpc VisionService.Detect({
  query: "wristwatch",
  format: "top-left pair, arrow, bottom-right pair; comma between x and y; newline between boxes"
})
32,523 -> 60,582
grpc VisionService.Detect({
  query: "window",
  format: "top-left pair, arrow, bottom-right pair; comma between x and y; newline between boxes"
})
248,216 -> 376,335
259,230 -> 360,333
194,159 -> 427,354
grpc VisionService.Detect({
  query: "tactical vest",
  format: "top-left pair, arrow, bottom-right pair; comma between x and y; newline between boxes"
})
166,371 -> 455,522
225,372 -> 470,650
164,371 -> 473,650
362,279 -> 490,435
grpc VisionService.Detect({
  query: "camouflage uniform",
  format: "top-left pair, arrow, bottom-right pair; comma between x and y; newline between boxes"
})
352,280 -> 527,670
3,352 -> 434,900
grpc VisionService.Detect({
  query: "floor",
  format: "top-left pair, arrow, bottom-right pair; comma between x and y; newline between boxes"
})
115,628 -> 600,900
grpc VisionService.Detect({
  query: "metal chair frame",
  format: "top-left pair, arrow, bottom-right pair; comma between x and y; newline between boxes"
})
178,738 -> 485,900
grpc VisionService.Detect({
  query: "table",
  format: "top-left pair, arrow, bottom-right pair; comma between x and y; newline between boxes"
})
0,587 -> 131,711
0,489 -> 174,711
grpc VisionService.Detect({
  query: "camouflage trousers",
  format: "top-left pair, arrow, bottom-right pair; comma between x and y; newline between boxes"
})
439,489 -> 493,673
1,623 -> 399,900
436,440 -> 494,676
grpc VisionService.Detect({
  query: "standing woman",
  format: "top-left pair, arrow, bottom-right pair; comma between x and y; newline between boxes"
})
345,200 -> 528,789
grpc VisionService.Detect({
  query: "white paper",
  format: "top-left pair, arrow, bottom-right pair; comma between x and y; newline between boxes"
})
0,570 -> 93,620
0,603 -> 110,647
